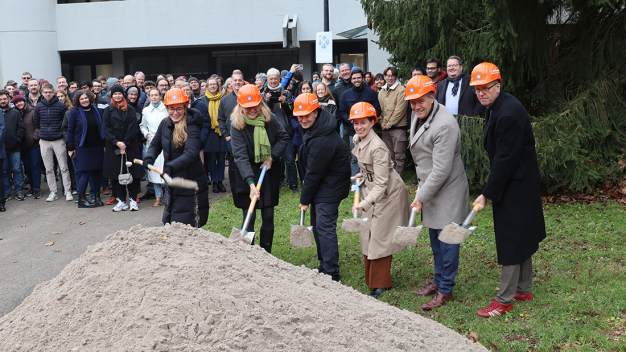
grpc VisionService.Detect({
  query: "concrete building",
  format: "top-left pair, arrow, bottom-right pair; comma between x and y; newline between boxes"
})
0,0 -> 391,87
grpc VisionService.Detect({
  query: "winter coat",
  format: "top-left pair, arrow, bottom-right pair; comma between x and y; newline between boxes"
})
102,103 -> 142,180
352,130 -> 411,260
33,95 -> 68,141
290,116 -> 303,147
66,106 -> 106,172
19,105 -> 39,150
1,107 -> 25,153
299,109 -> 350,205
189,98 -> 210,145
332,79 -> 352,102
435,73 -> 485,117
0,110 -> 5,159
217,91 -> 238,138
409,100 -> 470,229
262,85 -> 294,137
229,114 -> 289,209
144,109 -> 209,227
378,81 -> 408,129
200,94 -> 228,153
338,85 -> 382,135
140,102 -> 168,184
482,91 -> 546,265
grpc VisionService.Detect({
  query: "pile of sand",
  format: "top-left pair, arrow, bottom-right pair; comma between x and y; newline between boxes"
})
0,223 -> 484,351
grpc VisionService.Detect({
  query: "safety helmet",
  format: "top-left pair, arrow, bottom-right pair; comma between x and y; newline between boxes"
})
163,88 -> 189,106
404,75 -> 436,101
237,84 -> 263,108
469,62 -> 502,86
293,93 -> 320,116
349,101 -> 378,124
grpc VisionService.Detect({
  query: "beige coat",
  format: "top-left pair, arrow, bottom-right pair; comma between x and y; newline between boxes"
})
352,130 -> 411,259
378,81 -> 408,128
409,100 -> 469,229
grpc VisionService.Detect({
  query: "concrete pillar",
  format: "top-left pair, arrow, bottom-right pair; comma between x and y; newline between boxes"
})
366,28 -> 391,74
299,42 -> 315,82
0,1 -> 61,86
112,50 -> 125,78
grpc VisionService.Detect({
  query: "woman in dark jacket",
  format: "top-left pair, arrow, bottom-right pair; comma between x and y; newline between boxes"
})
102,85 -> 142,212
14,96 -> 41,198
230,84 -> 289,253
200,77 -> 228,193
143,87 -> 209,227
66,90 -> 106,208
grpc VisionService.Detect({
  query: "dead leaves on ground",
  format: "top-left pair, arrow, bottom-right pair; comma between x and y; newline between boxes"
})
45,242 -> 54,246
542,180 -> 626,205
468,331 -> 499,350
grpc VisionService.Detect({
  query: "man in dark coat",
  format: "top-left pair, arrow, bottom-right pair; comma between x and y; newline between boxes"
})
295,94 -> 350,282
470,62 -> 546,318
0,90 -> 26,200
217,70 -> 245,152
0,108 -> 6,212
434,56 -> 484,118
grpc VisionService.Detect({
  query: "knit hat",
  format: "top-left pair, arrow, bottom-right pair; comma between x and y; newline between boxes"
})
110,84 -> 125,96
127,86 -> 139,95
13,89 -> 21,96
281,70 -> 288,78
106,77 -> 119,88
188,77 -> 199,83
351,66 -> 362,72
12,95 -> 26,104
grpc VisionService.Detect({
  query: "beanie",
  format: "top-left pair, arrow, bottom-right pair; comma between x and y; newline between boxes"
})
188,77 -> 199,83
110,84 -> 125,96
351,66 -> 362,72
107,77 -> 119,89
12,95 -> 26,104
127,87 -> 139,95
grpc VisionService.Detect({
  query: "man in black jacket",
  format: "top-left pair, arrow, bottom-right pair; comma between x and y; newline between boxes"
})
434,56 -> 484,118
295,94 -> 350,282
0,108 -> 6,211
0,90 -> 25,200
217,69 -> 244,152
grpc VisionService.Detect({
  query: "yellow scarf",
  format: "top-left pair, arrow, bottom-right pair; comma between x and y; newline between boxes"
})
204,90 -> 224,135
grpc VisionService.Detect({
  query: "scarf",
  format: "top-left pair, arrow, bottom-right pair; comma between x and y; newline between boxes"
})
151,100 -> 162,109
112,97 -> 128,112
205,90 -> 224,135
243,115 -> 271,163
267,84 -> 282,92
317,94 -> 331,104
77,105 -> 105,148
448,73 -> 464,97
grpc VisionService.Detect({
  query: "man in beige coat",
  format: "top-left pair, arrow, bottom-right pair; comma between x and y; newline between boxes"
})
406,75 -> 470,310
378,67 -> 408,177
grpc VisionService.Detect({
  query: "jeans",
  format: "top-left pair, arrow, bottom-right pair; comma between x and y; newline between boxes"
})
428,228 -> 460,296
282,139 -> 298,187
207,152 -> 226,182
3,151 -> 23,195
349,134 -> 360,176
154,183 -> 163,198
21,146 -> 41,190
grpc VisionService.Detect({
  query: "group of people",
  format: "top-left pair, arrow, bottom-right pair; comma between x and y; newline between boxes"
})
0,58 -> 546,318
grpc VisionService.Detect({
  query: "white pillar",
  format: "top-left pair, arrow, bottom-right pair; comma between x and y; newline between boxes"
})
366,28 -> 391,74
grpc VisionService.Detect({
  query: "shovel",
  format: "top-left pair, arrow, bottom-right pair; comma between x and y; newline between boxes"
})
230,165 -> 268,245
341,176 -> 369,233
290,206 -> 313,248
133,159 -> 198,190
393,187 -> 423,247
438,204 -> 480,244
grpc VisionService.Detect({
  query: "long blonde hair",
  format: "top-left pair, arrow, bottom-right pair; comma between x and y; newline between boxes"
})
172,112 -> 188,148
230,100 -> 273,130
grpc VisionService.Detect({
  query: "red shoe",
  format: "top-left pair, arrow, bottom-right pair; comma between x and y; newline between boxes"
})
477,299 -> 513,318
514,293 -> 533,301
106,196 -> 117,205
136,197 -> 141,203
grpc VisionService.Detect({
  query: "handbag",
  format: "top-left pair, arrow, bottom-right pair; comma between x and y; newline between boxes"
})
118,154 -> 133,185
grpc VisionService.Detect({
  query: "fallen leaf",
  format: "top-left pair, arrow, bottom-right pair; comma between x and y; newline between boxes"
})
163,235 -> 168,240
21,224 -> 27,227
469,331 -> 478,342
76,221 -> 86,225
45,242 -> 54,246
591,309 -> 604,317
494,286 -> 500,290
54,250 -> 61,252
433,312 -> 439,318
51,232 -> 60,235
487,339 -> 499,349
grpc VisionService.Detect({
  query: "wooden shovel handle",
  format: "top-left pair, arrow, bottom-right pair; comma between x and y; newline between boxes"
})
134,159 -> 163,175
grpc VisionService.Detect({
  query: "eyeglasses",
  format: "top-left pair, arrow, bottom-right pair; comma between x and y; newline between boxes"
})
447,64 -> 460,68
22,76 -> 31,80
472,82 -> 499,94
426,67 -> 438,71
42,91 -> 54,95
167,107 -> 185,113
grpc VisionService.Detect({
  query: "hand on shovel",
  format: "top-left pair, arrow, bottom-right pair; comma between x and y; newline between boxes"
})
249,183 -> 261,200
473,194 -> 487,212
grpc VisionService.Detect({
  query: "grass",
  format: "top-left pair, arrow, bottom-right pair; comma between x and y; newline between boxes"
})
203,178 -> 626,351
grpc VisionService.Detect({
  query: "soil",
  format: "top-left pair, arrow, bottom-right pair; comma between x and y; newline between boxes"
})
0,223 -> 486,351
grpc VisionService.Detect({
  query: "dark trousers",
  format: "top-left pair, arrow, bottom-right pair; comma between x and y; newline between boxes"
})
496,257 -> 533,304
78,169 -> 102,195
241,207 -> 274,232
0,159 -> 5,205
364,255 -> 392,289
282,139 -> 298,187
21,146 -> 41,190
206,152 -> 225,182
310,202 -> 340,276
429,228 -> 460,296
112,178 -> 139,202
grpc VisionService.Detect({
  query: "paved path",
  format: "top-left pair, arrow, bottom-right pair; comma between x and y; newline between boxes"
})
0,174 -> 229,318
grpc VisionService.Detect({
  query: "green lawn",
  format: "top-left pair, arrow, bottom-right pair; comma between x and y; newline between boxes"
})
203,181 -> 626,351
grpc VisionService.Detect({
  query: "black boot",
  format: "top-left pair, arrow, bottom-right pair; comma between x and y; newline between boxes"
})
213,183 -> 219,193
78,194 -> 96,208
259,228 -> 274,254
93,192 -> 105,207
217,181 -> 227,193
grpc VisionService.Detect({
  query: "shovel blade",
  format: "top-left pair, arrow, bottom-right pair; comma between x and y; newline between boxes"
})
230,227 -> 254,244
242,231 -> 255,245
438,223 -> 474,244
393,225 -> 423,247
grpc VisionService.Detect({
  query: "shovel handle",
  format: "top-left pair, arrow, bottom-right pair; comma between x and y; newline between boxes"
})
408,207 -> 417,227
134,159 -> 173,184
300,208 -> 306,226
352,182 -> 361,218
247,165 -> 268,213
462,204 -> 481,228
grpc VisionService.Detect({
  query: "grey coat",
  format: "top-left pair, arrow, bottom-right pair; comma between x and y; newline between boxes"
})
409,100 -> 469,229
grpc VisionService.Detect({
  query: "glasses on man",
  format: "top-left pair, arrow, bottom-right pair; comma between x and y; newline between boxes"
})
447,64 -> 460,68
167,107 -> 185,113
472,82 -> 499,94
42,91 -> 54,95
426,67 -> 438,71
22,76 -> 31,80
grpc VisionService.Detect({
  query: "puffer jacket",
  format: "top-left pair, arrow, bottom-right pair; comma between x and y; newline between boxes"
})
33,95 -> 68,141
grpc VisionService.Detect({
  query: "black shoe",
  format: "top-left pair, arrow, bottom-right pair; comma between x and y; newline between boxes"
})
369,287 -> 391,298
25,189 -> 35,197
16,193 -> 25,201
93,192 -> 105,207
411,180 -> 419,185
217,181 -> 227,193
289,185 -> 299,194
0,205 -> 5,212
259,228 -> 274,254
331,274 -> 341,282
77,194 -> 96,208
33,189 -> 41,199
138,190 -> 156,201
213,183 -> 219,193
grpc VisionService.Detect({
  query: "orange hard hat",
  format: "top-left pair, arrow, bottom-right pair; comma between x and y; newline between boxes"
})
349,101 -> 378,124
163,88 -> 189,106
293,93 -> 320,116
237,84 -> 263,107
404,75 -> 436,101
469,62 -> 502,86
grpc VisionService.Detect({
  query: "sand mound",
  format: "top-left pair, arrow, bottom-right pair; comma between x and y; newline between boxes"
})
0,223 -> 485,352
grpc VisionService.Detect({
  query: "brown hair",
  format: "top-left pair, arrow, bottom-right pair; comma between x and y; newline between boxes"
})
54,89 -> 73,109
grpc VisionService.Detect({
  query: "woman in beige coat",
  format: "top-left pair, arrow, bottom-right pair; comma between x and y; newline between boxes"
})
350,102 -> 411,298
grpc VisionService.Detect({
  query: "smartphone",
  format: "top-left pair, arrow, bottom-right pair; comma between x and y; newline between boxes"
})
115,149 -> 122,156
296,64 -> 304,70
269,90 -> 282,104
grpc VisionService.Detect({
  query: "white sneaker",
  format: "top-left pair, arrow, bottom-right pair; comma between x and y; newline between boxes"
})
129,199 -> 139,211
46,192 -> 58,202
112,200 -> 129,212
65,191 -> 74,201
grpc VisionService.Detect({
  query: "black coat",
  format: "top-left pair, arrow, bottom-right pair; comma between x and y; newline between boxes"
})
435,73 -> 485,117
299,109 -> 351,205
338,85 -> 382,135
229,114 -> 289,209
102,103 -> 143,180
482,91 -> 546,265
33,95 -> 68,141
1,107 -> 25,153
144,109 -> 209,227
217,91 -> 238,138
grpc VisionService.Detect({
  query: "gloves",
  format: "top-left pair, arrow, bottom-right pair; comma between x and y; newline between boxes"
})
142,156 -> 155,168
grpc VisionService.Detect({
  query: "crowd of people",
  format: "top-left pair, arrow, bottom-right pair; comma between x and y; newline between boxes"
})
0,57 -> 545,318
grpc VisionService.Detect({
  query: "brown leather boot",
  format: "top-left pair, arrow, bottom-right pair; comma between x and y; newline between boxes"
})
412,282 -> 439,296
421,291 -> 453,310
153,197 -> 162,207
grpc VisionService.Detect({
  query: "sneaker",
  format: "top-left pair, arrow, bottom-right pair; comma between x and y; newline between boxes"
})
106,196 -> 117,205
65,191 -> 74,201
513,293 -> 533,302
46,192 -> 58,202
72,190 -> 78,195
112,200 -> 128,212
33,189 -> 41,199
26,189 -> 35,197
16,192 -> 25,201
477,299 -> 513,318
129,199 -> 139,211
4,194 -> 11,201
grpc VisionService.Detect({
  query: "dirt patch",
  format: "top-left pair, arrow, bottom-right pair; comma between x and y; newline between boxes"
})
0,223 -> 486,351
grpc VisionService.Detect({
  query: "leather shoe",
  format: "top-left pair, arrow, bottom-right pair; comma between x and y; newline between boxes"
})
139,190 -> 155,201
217,181 -> 227,193
369,287 -> 391,298
0,205 -> 5,212
412,282 -> 439,296
153,197 -> 162,207
421,291 -> 453,310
